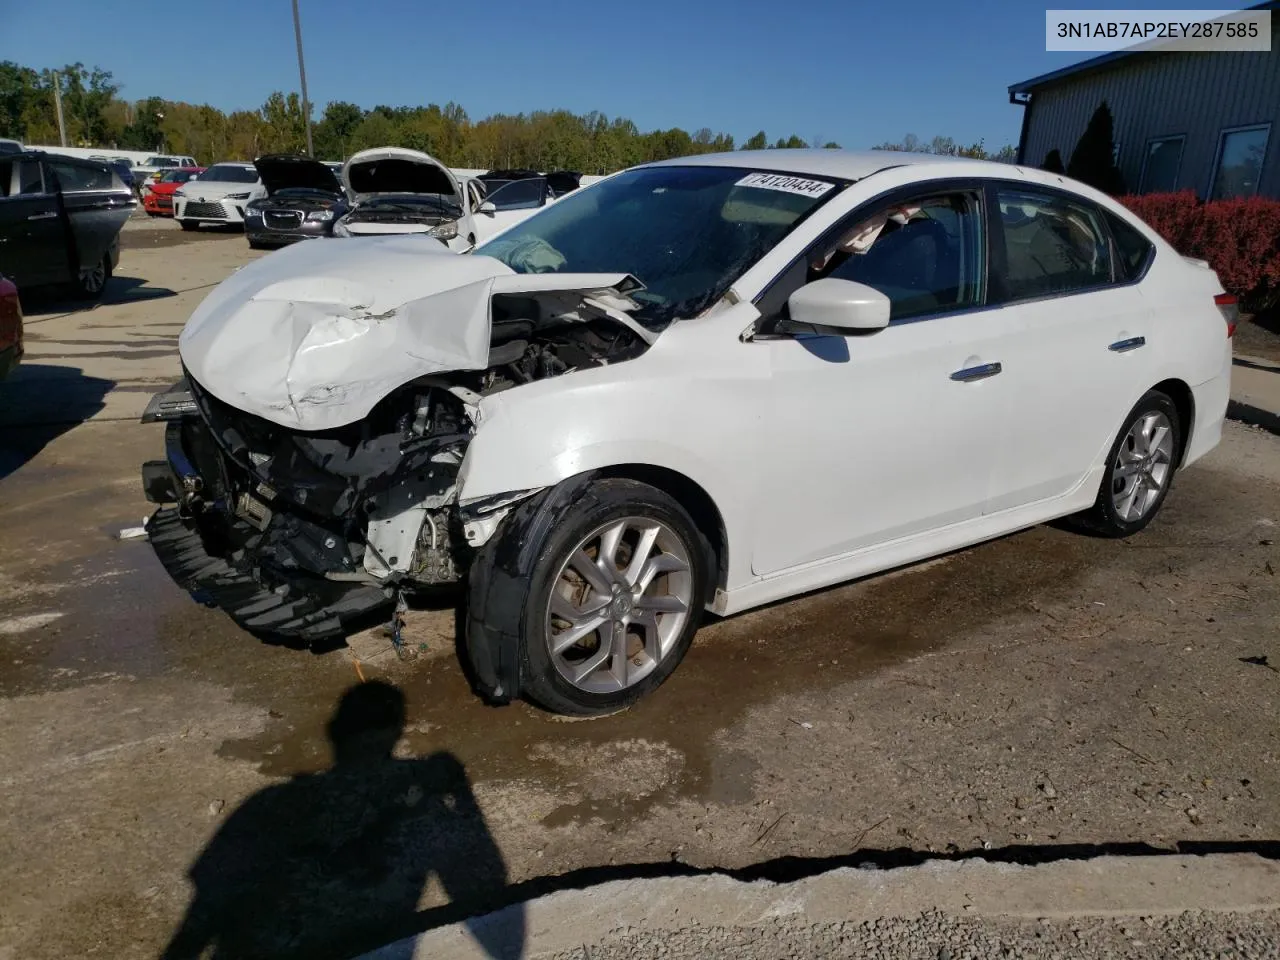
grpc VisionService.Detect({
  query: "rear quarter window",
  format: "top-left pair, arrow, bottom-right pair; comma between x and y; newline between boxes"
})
1105,209 -> 1155,281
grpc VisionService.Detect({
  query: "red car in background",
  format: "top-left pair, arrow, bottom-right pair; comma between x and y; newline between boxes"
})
0,273 -> 22,380
143,167 -> 205,217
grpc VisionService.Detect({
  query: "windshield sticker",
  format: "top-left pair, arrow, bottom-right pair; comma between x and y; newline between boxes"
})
735,172 -> 835,198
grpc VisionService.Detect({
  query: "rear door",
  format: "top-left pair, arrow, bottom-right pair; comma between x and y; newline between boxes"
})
0,157 -> 71,286
981,183 -> 1158,513
46,157 -> 135,274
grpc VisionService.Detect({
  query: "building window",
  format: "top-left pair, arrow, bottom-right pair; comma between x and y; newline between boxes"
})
1210,124 -> 1271,199
1141,136 -> 1184,193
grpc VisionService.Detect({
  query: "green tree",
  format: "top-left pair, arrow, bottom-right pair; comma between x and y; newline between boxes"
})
1067,102 -> 1125,194
119,96 -> 167,151
0,61 -> 43,140
741,130 -> 768,150
313,101 -> 365,161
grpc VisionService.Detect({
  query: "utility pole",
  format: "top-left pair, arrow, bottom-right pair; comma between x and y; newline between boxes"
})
51,71 -> 67,147
291,0 -> 314,156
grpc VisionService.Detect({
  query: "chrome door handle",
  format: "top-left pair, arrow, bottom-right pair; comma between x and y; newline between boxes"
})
1108,336 -> 1146,353
26,211 -> 57,221
950,361 -> 1003,382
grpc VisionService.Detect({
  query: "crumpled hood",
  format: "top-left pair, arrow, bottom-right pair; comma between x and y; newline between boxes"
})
178,236 -> 638,431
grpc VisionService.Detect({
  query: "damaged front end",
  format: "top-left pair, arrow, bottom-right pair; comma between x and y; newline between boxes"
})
141,274 -> 652,649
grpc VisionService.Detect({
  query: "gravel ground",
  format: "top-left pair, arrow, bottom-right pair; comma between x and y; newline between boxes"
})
552,909 -> 1280,959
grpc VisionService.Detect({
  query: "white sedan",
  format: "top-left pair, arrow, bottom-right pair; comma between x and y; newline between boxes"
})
142,150 -> 1232,715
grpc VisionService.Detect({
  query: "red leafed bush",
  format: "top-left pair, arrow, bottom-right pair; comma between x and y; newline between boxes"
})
1119,191 -> 1280,313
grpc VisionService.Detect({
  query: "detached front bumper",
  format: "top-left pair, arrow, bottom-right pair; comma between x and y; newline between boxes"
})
140,390 -> 392,646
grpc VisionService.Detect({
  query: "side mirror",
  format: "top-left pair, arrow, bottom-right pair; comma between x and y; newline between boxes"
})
787,278 -> 890,333
478,200 -> 496,216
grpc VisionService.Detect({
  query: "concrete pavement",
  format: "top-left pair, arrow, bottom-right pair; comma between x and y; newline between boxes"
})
360,853 -> 1280,959
1232,354 -> 1280,435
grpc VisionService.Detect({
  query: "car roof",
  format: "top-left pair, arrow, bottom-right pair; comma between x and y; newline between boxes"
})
641,148 -> 974,181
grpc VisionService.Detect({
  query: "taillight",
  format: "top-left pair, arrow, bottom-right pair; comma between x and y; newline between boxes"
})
1215,293 -> 1238,337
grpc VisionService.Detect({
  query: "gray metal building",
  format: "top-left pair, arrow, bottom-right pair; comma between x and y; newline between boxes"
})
1009,3 -> 1279,199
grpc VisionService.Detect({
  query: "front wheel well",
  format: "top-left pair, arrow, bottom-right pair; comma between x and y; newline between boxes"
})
594,464 -> 728,604
1151,378 -> 1195,466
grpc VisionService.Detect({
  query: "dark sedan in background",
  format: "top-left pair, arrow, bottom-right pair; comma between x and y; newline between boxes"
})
0,151 -> 135,298
244,155 -> 349,249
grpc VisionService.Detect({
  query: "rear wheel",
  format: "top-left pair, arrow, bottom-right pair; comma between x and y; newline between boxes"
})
72,254 -> 111,300
1070,389 -> 1181,537
478,479 -> 709,716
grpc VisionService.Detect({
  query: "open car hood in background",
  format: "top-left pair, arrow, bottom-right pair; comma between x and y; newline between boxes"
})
254,154 -> 344,196
342,147 -> 461,203
178,236 -> 641,431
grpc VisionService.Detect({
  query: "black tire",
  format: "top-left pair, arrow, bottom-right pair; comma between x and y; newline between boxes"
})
1070,389 -> 1182,538
473,478 -> 710,716
71,254 -> 111,301
178,219 -> 197,232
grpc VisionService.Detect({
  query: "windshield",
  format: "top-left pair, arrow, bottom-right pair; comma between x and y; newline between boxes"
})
198,165 -> 258,183
161,168 -> 194,182
477,165 -> 841,325
145,156 -> 181,166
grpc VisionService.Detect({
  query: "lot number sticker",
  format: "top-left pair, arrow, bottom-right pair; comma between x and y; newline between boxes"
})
735,172 -> 835,197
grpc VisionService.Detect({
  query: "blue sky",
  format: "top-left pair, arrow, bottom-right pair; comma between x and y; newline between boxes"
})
0,0 -> 1203,150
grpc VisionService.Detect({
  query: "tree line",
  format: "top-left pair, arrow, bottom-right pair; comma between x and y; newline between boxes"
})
1,61 -> 844,172
1,61 -> 1023,173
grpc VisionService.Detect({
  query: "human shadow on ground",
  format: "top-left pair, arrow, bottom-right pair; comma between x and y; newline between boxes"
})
161,680 -> 524,960
0,363 -> 114,480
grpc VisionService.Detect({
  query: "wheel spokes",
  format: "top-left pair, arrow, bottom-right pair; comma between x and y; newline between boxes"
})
623,524 -> 660,588
550,611 -> 610,655
567,549 -> 613,595
635,552 -> 690,595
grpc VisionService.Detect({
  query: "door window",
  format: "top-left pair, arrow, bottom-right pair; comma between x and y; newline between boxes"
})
4,160 -> 46,196
808,192 -> 984,321
485,177 -> 547,211
995,187 -> 1111,301
50,160 -> 113,192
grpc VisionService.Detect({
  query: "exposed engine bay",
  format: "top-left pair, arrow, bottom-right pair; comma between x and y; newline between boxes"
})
142,285 -> 652,644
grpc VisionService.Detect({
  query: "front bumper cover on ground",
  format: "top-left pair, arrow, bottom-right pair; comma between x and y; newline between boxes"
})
145,507 -> 391,647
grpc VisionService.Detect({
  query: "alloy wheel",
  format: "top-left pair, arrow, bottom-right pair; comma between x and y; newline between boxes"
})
1110,411 -> 1174,521
545,516 -> 694,694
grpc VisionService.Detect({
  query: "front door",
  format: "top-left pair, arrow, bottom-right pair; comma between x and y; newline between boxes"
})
752,188 -> 1013,576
